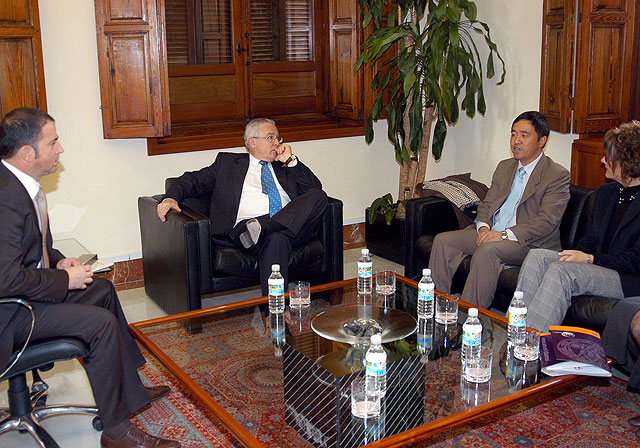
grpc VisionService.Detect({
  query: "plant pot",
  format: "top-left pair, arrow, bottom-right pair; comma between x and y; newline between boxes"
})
365,208 -> 405,265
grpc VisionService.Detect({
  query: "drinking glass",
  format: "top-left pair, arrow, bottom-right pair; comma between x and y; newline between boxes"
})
463,346 -> 493,383
288,281 -> 311,309
514,328 -> 540,361
375,270 -> 396,295
351,376 -> 381,418
435,295 -> 459,324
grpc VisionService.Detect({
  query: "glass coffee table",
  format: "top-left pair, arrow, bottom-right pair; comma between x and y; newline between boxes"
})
130,276 -> 580,448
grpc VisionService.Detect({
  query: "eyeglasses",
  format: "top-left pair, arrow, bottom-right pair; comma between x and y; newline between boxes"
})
252,135 -> 283,144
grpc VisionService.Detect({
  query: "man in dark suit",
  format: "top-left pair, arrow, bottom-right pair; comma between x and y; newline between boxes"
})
429,111 -> 571,309
0,108 -> 179,448
157,118 -> 328,295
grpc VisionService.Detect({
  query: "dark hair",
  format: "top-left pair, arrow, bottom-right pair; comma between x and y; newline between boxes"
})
603,120 -> 640,180
512,111 -> 550,140
0,107 -> 55,159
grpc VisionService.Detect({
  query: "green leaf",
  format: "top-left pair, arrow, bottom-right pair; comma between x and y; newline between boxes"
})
432,119 -> 447,160
464,0 -> 477,20
385,206 -> 396,225
365,117 -> 374,144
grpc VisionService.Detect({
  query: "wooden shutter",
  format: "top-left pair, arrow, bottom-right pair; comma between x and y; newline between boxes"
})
328,0 -> 361,120
573,0 -> 637,133
0,0 -> 46,116
94,0 -> 170,138
539,0 -> 575,133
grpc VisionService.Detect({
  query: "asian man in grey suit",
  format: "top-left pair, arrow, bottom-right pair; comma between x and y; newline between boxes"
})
428,111 -> 570,309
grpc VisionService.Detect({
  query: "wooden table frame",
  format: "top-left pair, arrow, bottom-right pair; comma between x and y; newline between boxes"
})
130,276 -> 581,448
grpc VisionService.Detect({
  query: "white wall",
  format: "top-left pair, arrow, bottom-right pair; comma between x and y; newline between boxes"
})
37,0 -> 577,261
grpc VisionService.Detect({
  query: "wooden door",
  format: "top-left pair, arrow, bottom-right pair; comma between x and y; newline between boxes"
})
0,0 -> 46,116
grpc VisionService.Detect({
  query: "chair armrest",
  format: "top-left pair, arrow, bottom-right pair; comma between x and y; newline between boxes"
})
404,196 -> 459,279
138,195 -> 211,314
318,197 -> 344,283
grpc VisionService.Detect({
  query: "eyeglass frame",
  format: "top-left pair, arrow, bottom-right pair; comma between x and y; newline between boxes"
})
251,135 -> 283,144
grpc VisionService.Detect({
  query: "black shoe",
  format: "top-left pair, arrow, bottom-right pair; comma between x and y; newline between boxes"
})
239,218 -> 262,248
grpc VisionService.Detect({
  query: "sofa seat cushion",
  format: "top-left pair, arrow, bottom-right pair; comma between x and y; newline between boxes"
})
212,240 -> 325,278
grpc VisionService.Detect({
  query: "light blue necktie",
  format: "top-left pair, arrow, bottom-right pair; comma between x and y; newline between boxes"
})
260,161 -> 283,217
492,167 -> 526,232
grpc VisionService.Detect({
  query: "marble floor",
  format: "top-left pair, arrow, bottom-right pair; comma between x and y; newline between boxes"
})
0,248 -> 402,448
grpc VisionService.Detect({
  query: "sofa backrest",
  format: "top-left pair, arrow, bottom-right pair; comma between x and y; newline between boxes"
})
560,184 -> 594,249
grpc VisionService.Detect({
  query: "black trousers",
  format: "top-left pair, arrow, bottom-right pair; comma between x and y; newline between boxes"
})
11,278 -> 150,429
222,188 -> 328,295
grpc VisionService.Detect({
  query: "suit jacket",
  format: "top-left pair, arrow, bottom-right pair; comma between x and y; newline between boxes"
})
164,152 -> 323,235
577,182 -> 640,296
0,162 -> 68,370
476,154 -> 570,250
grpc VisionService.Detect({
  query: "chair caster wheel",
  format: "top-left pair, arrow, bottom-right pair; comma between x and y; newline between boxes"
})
92,416 -> 103,431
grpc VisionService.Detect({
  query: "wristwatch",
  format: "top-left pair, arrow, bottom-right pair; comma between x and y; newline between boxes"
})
283,154 -> 297,167
501,230 -> 508,240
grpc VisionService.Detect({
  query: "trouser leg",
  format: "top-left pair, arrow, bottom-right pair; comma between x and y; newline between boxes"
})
258,232 -> 292,296
524,259 -> 625,331
11,301 -> 150,429
428,226 -> 478,294
516,249 -> 560,312
462,240 -> 529,309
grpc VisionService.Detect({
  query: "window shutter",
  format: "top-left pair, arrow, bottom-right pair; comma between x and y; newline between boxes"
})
165,0 -> 190,64
94,0 -> 170,138
200,0 -> 233,63
0,0 -> 47,116
539,0 -> 575,133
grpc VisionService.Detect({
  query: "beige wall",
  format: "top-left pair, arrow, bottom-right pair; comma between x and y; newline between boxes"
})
37,0 -> 577,262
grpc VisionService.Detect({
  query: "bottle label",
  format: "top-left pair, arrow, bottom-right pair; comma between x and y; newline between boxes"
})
366,359 -> 386,377
268,279 -> 284,296
462,328 -> 481,346
418,285 -> 434,303
508,309 -> 527,327
358,262 -> 372,278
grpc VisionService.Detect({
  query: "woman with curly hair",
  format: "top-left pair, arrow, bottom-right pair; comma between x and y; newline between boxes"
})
515,120 -> 640,332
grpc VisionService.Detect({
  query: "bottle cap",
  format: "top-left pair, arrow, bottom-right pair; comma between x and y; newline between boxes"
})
468,308 -> 478,317
513,291 -> 523,300
422,268 -> 431,276
361,248 -> 369,255
370,334 -> 382,344
272,264 -> 280,271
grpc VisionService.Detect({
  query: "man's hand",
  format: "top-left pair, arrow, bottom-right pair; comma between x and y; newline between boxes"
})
559,249 -> 591,263
476,227 -> 502,245
65,264 -> 93,290
274,143 -> 292,163
56,257 -> 79,269
157,198 -> 181,222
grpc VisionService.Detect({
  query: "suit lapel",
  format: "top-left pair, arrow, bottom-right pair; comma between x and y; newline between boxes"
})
612,190 -> 640,242
231,155 -> 249,219
520,155 -> 547,204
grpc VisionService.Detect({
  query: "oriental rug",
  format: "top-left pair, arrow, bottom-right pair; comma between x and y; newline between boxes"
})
133,342 -> 640,448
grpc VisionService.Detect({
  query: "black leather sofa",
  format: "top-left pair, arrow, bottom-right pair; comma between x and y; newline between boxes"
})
404,184 -> 620,333
138,178 -> 344,315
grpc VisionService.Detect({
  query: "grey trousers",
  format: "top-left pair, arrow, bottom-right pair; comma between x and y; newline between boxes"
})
429,226 -> 529,309
516,248 -> 625,331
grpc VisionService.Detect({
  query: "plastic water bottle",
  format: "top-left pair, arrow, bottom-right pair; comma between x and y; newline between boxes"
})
270,312 -> 285,358
365,334 -> 386,397
417,268 -> 435,318
507,291 -> 527,348
268,264 -> 285,313
357,248 -> 373,294
461,308 -> 482,366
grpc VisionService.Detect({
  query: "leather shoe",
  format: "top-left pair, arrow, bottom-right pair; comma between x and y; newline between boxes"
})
145,385 -> 171,402
100,425 -> 180,447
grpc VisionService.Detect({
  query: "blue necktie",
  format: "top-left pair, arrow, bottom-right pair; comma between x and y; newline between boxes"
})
260,161 -> 283,217
492,167 -> 526,232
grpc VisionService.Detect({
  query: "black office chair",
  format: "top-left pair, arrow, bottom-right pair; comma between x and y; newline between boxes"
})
0,298 -> 101,448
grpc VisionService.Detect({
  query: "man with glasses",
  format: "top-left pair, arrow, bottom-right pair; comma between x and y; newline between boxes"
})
157,118 -> 327,295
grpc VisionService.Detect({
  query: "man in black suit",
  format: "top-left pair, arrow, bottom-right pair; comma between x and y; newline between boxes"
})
157,118 -> 328,294
0,108 -> 179,448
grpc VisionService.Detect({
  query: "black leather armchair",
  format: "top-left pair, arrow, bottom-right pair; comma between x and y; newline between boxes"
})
138,178 -> 344,315
404,184 -> 620,333
0,298 -> 101,447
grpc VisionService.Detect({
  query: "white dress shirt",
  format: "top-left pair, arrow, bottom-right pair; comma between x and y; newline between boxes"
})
235,154 -> 292,225
476,152 -> 543,241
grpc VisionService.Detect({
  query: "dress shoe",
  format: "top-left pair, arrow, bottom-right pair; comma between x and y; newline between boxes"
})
239,218 -> 262,248
101,425 -> 180,447
630,415 -> 640,427
145,385 -> 171,402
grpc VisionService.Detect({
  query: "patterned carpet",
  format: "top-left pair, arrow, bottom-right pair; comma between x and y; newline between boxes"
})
132,343 -> 640,448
